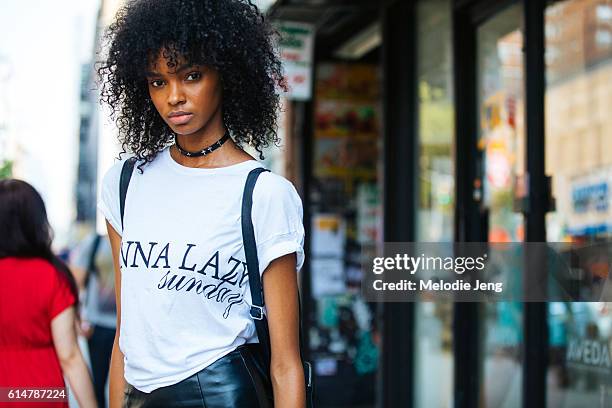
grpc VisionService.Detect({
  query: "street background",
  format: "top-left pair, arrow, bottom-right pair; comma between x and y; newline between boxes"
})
2,0 -> 612,407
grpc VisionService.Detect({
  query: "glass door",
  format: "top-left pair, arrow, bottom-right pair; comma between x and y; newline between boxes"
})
544,0 -> 612,406
415,1 -> 455,406
475,4 -> 525,407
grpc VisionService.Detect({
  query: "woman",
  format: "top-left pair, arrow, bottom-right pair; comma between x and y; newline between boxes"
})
0,179 -> 97,408
97,0 -> 306,407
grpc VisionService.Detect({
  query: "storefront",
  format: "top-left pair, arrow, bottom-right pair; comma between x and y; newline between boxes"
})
269,0 -> 612,406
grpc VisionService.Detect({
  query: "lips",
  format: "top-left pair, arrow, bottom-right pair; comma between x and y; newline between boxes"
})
167,112 -> 193,125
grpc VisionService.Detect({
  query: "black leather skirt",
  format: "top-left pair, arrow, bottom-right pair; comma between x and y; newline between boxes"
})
123,343 -> 274,408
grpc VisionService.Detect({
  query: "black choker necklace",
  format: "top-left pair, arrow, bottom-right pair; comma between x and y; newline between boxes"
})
174,131 -> 230,158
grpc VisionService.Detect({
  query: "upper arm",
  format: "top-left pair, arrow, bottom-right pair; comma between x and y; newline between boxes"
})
51,306 -> 79,364
105,221 -> 123,331
252,174 -> 305,368
252,174 -> 305,275
262,253 -> 302,369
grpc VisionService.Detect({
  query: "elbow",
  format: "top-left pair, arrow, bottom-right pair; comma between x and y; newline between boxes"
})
270,358 -> 303,387
57,347 -> 81,369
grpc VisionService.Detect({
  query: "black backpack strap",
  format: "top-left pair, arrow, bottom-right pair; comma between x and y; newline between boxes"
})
241,167 -> 313,400
241,168 -> 269,312
83,233 -> 102,289
119,157 -> 137,231
87,234 -> 102,273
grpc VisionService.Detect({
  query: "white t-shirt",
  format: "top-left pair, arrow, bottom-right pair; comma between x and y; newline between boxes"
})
97,146 -> 305,392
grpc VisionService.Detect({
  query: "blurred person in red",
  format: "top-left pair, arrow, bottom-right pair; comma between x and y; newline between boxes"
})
0,179 -> 97,408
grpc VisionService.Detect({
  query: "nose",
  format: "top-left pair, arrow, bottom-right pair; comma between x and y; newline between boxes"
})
167,81 -> 186,106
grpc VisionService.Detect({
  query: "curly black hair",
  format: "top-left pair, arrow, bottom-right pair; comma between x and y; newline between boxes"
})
97,0 -> 286,166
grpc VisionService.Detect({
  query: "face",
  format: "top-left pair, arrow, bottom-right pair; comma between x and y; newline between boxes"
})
146,52 -> 223,136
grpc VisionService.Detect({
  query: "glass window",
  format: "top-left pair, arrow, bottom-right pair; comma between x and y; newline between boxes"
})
545,0 -> 612,405
310,62 -> 382,407
416,0 -> 455,243
415,1 -> 455,406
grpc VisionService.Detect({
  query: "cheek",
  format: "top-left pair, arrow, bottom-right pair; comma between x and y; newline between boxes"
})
148,91 -> 165,112
193,84 -> 222,112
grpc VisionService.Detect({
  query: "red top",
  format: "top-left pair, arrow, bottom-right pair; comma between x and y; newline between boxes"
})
0,257 -> 76,408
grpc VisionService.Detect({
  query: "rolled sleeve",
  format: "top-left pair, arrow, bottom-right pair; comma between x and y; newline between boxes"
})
257,231 -> 305,275
252,173 -> 305,275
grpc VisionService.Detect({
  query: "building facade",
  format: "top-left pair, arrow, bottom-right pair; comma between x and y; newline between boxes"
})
269,0 -> 612,406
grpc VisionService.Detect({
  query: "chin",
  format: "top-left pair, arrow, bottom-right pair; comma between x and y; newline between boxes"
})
170,125 -> 196,136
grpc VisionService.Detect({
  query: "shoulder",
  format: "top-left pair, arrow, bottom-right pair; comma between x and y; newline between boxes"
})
100,154 -> 138,190
253,172 -> 303,218
0,257 -> 60,293
17,257 -> 56,272
98,154 -> 143,234
253,171 -> 302,204
7,257 -> 60,283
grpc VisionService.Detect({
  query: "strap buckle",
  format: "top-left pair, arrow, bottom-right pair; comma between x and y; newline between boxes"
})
303,361 -> 313,387
250,305 -> 265,320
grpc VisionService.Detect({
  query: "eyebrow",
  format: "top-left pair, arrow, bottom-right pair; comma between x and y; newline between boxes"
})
145,64 -> 199,77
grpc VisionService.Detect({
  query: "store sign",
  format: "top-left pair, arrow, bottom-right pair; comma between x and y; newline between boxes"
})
572,181 -> 609,213
567,338 -> 612,372
277,21 -> 314,101
565,167 -> 612,236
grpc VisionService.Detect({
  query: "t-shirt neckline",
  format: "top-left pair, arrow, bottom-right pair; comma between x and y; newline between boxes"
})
162,146 -> 260,175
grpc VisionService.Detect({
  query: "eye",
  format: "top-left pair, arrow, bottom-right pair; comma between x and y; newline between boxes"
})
149,79 -> 164,88
185,71 -> 202,81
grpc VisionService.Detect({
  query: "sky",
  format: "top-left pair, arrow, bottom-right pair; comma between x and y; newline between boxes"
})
0,0 -> 101,246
